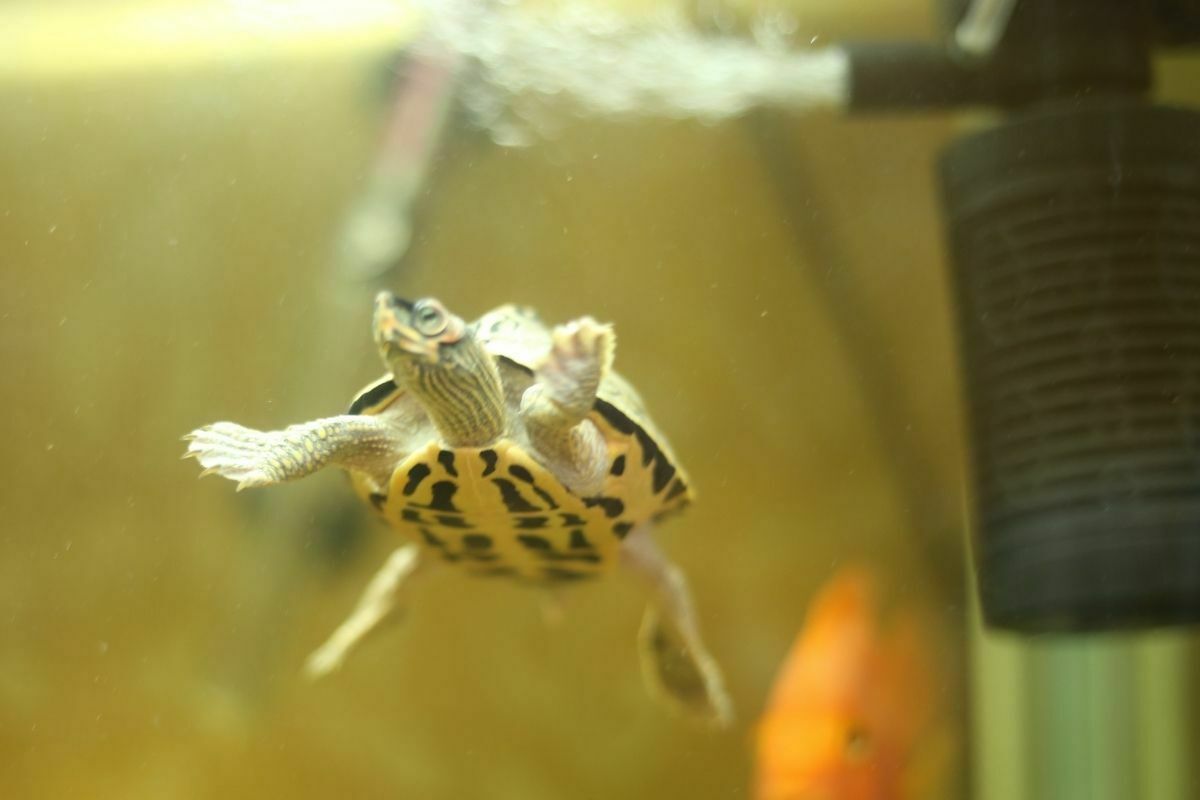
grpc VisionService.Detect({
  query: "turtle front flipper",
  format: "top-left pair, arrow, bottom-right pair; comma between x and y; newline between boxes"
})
522,316 -> 614,425
184,415 -> 405,490
520,317 -> 615,495
621,525 -> 733,728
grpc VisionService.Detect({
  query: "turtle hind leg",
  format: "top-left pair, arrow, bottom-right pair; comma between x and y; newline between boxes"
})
638,607 -> 732,725
520,317 -> 614,495
183,414 -> 403,490
621,525 -> 734,728
304,544 -> 425,679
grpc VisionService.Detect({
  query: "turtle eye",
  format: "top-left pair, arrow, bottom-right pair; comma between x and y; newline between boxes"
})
413,302 -> 447,336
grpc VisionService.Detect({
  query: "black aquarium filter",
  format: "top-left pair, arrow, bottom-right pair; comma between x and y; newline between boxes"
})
828,0 -> 1200,630
939,101 -> 1200,631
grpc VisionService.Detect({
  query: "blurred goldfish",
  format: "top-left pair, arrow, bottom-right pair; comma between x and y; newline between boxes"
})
754,566 -> 954,800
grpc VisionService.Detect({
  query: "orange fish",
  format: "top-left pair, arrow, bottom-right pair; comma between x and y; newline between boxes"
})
754,566 -> 950,800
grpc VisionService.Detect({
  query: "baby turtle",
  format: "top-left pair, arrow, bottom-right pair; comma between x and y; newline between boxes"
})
185,292 -> 731,725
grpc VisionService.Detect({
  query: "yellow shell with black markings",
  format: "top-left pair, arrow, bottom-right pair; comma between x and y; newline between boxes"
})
346,305 -> 694,583
374,441 -> 617,581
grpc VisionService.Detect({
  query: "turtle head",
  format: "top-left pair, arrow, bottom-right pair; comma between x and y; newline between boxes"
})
372,291 -> 505,446
373,292 -> 469,371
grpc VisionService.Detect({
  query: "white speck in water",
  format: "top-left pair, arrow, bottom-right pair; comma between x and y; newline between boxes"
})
48,224 -> 57,234
45,443 -> 54,451
760,310 -> 768,317
98,641 -> 108,654
59,317 -> 67,327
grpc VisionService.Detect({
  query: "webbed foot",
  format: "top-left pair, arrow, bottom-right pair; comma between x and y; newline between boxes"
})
639,606 -> 734,728
184,414 -> 404,489
183,422 -> 290,490
621,525 -> 733,728
535,317 -> 614,421
519,317 -> 615,496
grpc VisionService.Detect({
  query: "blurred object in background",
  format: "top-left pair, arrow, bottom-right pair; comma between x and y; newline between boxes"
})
334,45 -> 460,281
755,566 -> 955,800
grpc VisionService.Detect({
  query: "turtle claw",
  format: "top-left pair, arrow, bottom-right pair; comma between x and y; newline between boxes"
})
235,476 -> 272,492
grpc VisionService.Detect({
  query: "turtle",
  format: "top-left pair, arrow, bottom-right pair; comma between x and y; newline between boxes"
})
184,292 -> 731,725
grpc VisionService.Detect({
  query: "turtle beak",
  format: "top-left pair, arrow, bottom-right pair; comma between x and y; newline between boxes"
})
373,291 -> 439,363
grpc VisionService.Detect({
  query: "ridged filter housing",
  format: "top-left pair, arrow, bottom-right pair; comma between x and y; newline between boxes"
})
940,102 -> 1200,631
